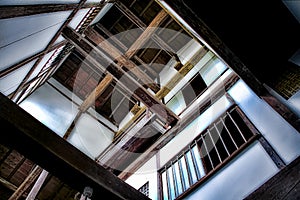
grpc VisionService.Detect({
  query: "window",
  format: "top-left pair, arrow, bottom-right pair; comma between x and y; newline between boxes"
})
138,181 -> 149,197
159,106 -> 258,200
166,56 -> 228,115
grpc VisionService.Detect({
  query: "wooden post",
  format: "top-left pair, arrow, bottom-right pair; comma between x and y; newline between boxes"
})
8,165 -> 43,200
25,169 -> 49,200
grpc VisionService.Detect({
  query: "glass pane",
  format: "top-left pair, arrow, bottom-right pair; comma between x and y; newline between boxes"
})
166,91 -> 186,115
162,172 -> 169,200
67,113 -> 114,159
19,83 -> 78,137
0,59 -> 35,95
179,156 -> 190,190
200,58 -> 227,86
0,11 -> 71,70
192,146 -> 206,178
185,152 -> 198,184
174,162 -> 183,195
167,167 -> 176,200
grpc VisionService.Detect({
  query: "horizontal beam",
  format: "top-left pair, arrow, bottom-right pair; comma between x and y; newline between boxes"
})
62,26 -> 179,127
85,26 -> 160,92
0,3 -> 98,19
0,93 -> 150,200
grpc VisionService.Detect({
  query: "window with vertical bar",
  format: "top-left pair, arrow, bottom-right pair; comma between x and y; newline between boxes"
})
138,181 -> 149,197
159,106 -> 258,200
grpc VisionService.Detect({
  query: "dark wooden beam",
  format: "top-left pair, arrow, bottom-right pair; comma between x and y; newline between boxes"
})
0,3 -> 99,19
0,93 -> 150,200
245,155 -> 300,200
62,26 -> 179,127
85,26 -> 160,93
95,23 -> 158,77
115,1 -> 176,56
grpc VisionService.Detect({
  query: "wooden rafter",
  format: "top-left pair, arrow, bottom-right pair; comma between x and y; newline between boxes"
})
62,26 -> 179,127
8,165 -> 43,200
124,9 -> 168,58
0,3 -> 100,19
115,1 -> 176,56
85,26 -> 160,93
95,23 -> 158,77
63,74 -> 114,139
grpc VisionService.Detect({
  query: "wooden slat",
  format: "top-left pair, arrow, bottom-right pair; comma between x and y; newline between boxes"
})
0,3 -> 99,19
85,27 -> 160,93
25,169 -> 49,200
62,26 -> 179,127
0,92 -> 151,200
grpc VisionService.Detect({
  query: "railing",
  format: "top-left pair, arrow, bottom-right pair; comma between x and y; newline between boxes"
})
159,105 -> 259,200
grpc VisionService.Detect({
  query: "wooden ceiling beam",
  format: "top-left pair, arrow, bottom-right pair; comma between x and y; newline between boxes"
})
0,3 -> 99,19
0,93 -> 151,200
62,26 -> 179,127
125,9 -> 168,58
115,2 -> 176,56
85,26 -> 160,93
95,23 -> 158,77
79,74 -> 114,112
63,74 -> 114,139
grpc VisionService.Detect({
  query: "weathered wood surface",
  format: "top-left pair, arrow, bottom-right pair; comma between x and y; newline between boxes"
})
245,155 -> 300,200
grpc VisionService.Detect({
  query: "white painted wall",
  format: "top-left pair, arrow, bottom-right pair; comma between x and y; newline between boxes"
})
228,79 -> 300,164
